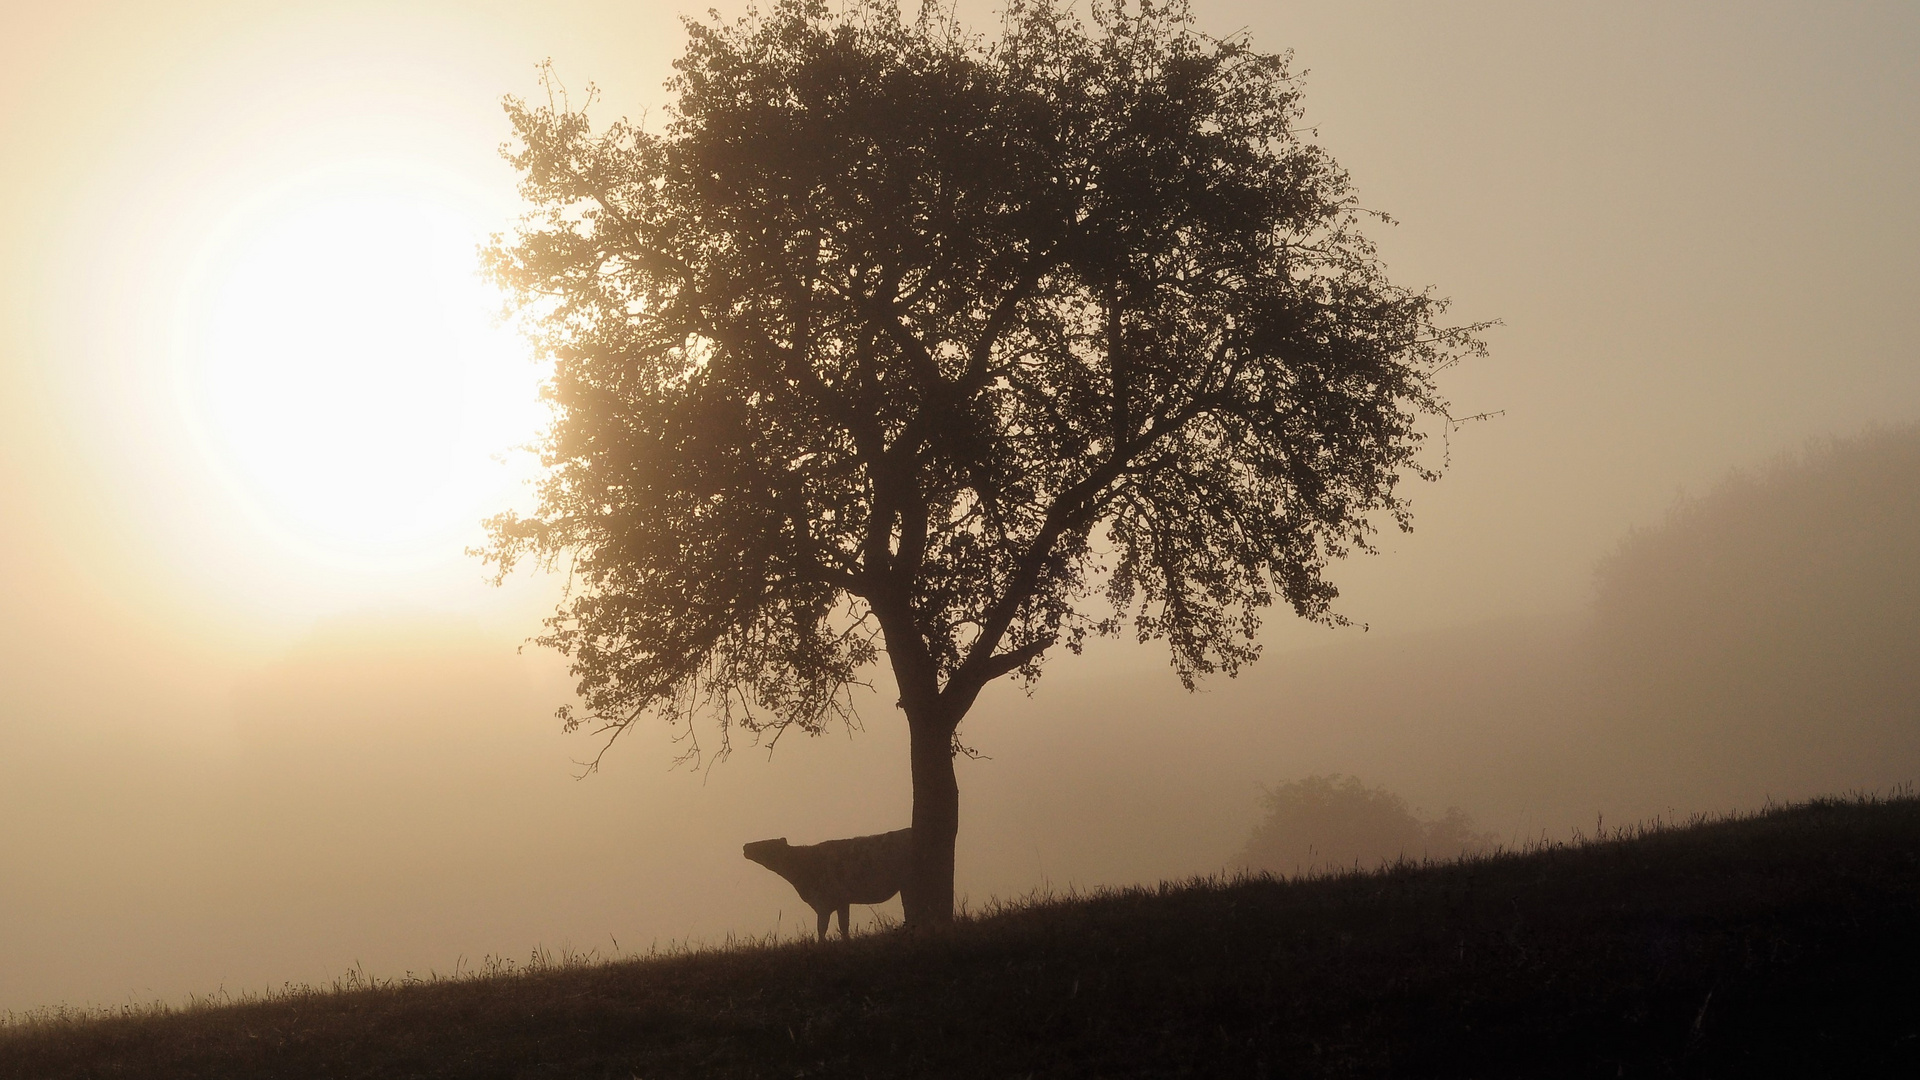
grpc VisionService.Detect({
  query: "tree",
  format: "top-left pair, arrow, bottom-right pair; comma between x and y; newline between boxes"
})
1237,775 -> 1498,876
480,0 -> 1484,927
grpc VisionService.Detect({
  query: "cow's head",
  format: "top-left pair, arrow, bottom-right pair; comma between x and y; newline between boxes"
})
742,837 -> 790,868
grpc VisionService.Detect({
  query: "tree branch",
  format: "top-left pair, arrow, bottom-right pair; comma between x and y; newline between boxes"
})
977,635 -> 1055,683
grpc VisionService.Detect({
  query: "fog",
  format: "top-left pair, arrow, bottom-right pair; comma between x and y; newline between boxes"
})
5,431 -> 1916,1012
3,0 -> 1919,1013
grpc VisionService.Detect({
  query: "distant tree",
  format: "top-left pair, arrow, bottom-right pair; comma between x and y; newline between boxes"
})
1238,775 -> 1498,875
480,0 -> 1485,926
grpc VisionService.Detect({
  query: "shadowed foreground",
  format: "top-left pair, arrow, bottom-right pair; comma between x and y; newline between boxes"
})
6,796 -> 1918,1078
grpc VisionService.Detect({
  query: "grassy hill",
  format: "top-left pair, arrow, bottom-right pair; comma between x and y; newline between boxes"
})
6,795 -> 1919,1078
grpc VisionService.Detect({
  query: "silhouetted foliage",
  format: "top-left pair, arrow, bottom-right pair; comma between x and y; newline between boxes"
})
480,0 -> 1483,924
1238,774 -> 1497,875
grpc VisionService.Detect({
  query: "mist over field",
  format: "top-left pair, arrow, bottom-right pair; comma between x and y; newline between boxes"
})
4,429 -> 1917,1013
3,0 -> 1918,1017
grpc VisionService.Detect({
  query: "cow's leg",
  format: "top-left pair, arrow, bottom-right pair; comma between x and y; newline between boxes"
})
815,906 -> 831,942
837,905 -> 852,940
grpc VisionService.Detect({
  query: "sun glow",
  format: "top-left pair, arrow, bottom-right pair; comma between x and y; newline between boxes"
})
169,167 -> 544,572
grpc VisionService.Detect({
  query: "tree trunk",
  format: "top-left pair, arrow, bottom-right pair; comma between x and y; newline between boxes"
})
904,713 -> 959,927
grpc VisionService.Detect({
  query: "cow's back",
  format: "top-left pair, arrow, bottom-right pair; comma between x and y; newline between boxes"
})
813,828 -> 912,905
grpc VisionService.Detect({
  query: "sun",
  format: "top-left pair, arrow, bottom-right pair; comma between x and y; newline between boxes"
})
170,165 -> 543,572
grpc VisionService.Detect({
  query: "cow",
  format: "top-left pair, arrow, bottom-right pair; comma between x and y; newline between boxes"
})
743,827 -> 914,941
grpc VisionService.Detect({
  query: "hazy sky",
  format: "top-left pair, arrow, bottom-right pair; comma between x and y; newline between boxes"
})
5,0 -> 1915,653
1,0 -> 1916,1012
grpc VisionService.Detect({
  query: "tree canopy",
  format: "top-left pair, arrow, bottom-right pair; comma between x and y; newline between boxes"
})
481,0 -> 1483,924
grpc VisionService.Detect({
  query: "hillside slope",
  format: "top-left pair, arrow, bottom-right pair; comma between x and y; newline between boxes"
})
7,796 -> 1919,1078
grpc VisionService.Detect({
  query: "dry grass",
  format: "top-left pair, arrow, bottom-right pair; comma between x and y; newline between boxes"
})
7,792 -> 1920,1077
